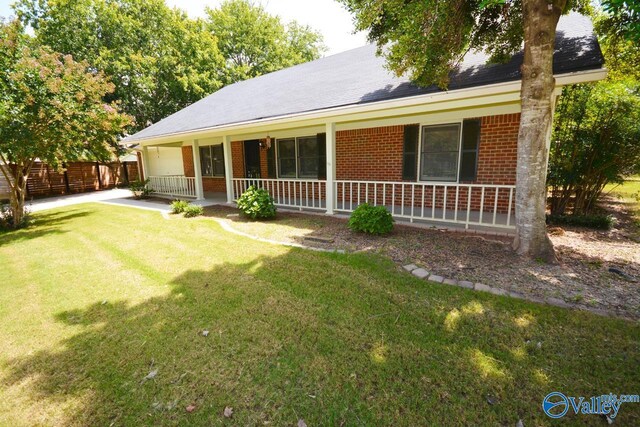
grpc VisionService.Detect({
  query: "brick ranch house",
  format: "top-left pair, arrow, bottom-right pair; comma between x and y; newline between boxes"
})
124,13 -> 605,232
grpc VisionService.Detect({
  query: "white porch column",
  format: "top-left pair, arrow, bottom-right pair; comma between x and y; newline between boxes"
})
191,139 -> 205,200
325,122 -> 336,214
222,135 -> 234,203
141,145 -> 150,180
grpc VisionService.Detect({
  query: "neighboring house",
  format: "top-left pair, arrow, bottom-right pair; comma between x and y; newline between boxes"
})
124,13 -> 605,232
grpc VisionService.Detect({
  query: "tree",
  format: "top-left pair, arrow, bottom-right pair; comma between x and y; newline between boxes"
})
548,7 -> 640,216
548,81 -> 640,215
339,0 -> 592,260
13,0 -> 226,132
0,20 -> 131,227
205,0 -> 326,84
601,0 -> 640,43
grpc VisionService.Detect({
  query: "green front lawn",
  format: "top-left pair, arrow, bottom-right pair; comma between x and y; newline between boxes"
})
0,204 -> 638,426
605,176 -> 640,225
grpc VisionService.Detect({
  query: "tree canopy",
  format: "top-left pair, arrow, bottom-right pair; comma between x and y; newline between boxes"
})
601,0 -> 640,43
205,0 -> 326,84
339,0 -> 590,88
0,19 -> 131,227
549,5 -> 640,216
12,0 -> 326,132
13,0 -> 225,132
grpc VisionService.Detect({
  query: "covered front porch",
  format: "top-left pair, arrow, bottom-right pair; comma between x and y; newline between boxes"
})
138,115 -> 518,233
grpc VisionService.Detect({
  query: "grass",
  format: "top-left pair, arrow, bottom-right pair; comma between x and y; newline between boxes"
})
605,176 -> 640,230
605,175 -> 640,202
0,204 -> 638,426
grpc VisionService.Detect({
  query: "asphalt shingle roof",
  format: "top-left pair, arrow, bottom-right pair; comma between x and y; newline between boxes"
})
125,12 -> 603,142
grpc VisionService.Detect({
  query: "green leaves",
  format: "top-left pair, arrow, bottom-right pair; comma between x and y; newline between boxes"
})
236,186 -> 277,220
339,0 -> 514,88
13,0 -> 225,132
0,20 -> 131,227
601,0 -> 640,42
549,80 -> 640,214
347,203 -> 394,235
13,0 -> 326,132
205,0 -> 326,84
0,21 -> 131,170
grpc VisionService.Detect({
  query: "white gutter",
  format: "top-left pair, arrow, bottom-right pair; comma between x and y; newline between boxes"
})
127,68 -> 606,146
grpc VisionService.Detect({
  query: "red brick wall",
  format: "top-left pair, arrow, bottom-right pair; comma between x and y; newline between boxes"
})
231,141 -> 245,178
336,125 -> 405,181
331,114 -> 519,213
475,113 -> 519,185
334,115 -> 519,185
181,141 -> 270,193
182,146 -> 194,177
182,145 -> 228,193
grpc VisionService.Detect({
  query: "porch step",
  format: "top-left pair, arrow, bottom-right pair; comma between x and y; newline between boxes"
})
304,235 -> 335,243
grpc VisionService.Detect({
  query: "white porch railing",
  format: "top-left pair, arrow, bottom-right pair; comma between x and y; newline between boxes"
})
232,178 -> 516,229
335,180 -> 516,229
148,175 -> 196,198
232,178 -> 326,210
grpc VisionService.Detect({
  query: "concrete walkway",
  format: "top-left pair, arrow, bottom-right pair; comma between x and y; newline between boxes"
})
26,189 -> 226,214
28,189 -> 136,212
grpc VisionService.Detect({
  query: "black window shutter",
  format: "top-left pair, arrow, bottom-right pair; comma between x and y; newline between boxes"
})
317,133 -> 326,180
402,125 -> 419,180
459,119 -> 481,182
266,142 -> 276,178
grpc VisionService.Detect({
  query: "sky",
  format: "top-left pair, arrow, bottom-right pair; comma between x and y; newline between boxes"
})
0,0 -> 369,56
165,0 -> 368,56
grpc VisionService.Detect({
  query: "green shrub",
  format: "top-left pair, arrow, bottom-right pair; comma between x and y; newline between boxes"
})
170,199 -> 190,214
546,214 -> 614,230
348,203 -> 394,235
236,186 -> 276,219
182,204 -> 204,218
129,179 -> 153,199
0,203 -> 31,230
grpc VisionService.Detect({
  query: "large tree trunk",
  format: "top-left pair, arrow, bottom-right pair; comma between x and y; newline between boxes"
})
513,0 -> 566,261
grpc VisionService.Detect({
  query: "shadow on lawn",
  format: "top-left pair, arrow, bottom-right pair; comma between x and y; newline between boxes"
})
2,251 -> 639,426
0,210 -> 91,247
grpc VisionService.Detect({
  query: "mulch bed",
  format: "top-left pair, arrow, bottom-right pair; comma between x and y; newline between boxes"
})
199,202 -> 640,320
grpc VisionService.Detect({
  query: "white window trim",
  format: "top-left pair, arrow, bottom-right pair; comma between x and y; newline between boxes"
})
416,120 -> 464,184
275,135 -> 319,179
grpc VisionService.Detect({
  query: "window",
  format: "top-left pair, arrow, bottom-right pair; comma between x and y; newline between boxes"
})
199,144 -> 225,177
277,136 -> 321,178
420,123 -> 461,181
297,136 -> 319,178
277,138 -> 297,177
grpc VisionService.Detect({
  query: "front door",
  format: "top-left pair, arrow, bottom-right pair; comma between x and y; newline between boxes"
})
244,140 -> 261,179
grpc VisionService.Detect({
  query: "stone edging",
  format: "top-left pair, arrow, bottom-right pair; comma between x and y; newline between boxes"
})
212,218 -> 346,255
214,217 -> 630,320
401,264 -> 630,320
162,208 -> 632,321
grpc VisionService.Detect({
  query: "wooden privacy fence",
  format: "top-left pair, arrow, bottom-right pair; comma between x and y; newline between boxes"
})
19,161 -> 140,198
